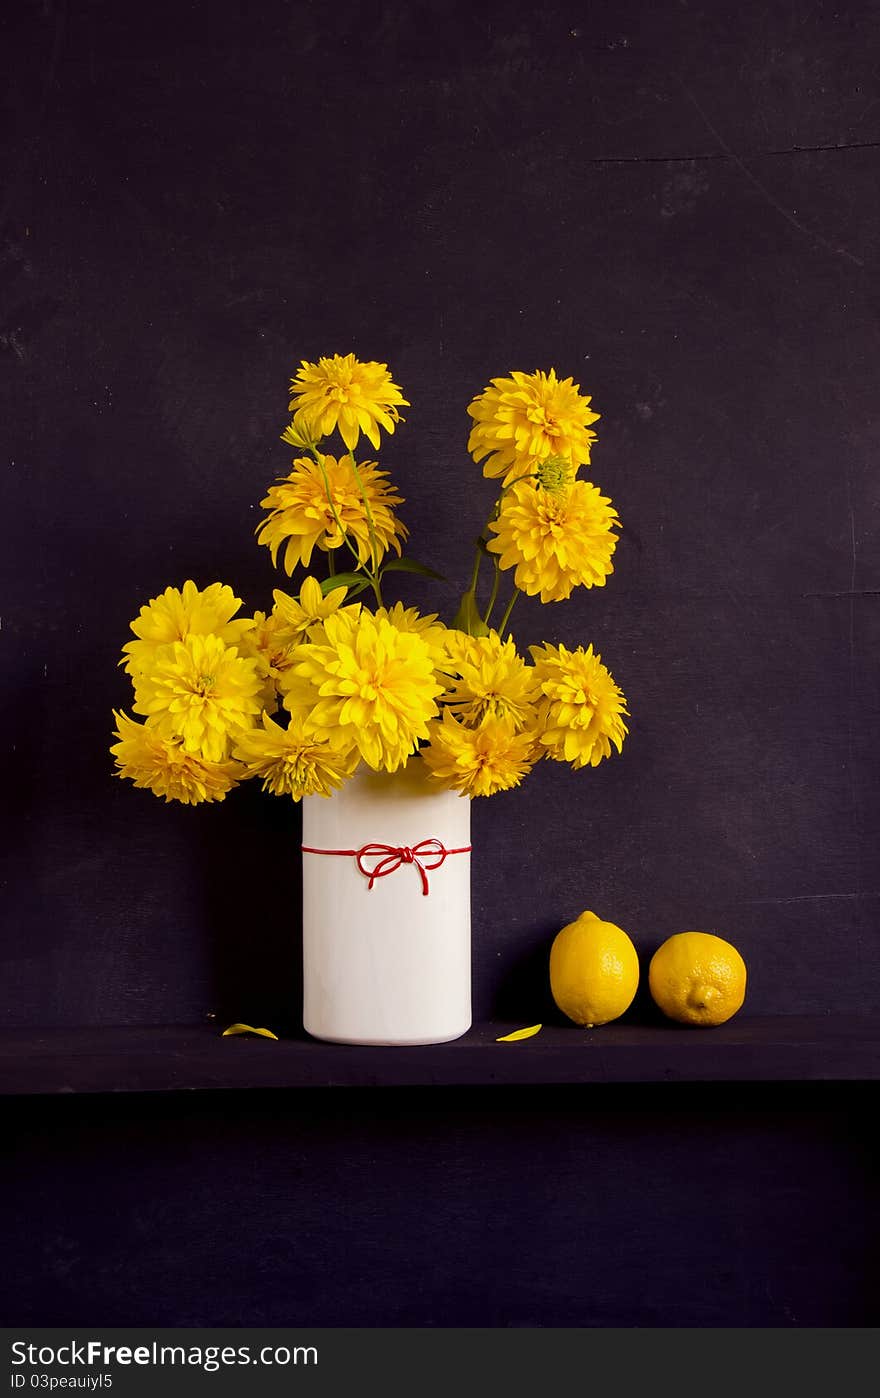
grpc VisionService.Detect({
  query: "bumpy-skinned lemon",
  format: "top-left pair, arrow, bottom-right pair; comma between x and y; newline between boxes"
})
648,931 -> 747,1026
549,910 -> 640,1028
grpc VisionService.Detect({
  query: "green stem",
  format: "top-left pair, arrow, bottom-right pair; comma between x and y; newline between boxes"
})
470,479 -> 517,627
327,549 -> 336,577
468,545 -> 482,594
349,451 -> 385,608
498,587 -> 521,638
453,468 -> 534,634
500,469 -> 537,494
483,558 -> 501,627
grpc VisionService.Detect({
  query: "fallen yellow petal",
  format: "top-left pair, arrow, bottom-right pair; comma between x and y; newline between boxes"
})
495,1024 -> 542,1042
221,1023 -> 279,1040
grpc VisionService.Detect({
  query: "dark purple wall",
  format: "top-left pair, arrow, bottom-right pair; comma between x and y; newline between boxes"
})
2,0 -> 879,1031
2,0 -> 879,1330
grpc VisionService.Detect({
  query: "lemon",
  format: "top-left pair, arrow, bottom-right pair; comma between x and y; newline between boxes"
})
648,931 -> 747,1026
549,910 -> 640,1027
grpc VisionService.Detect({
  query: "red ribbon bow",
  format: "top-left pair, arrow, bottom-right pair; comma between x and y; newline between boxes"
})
301,838 -> 471,896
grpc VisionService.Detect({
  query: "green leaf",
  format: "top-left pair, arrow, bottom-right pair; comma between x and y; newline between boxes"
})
320,572 -> 371,597
450,589 -> 490,637
496,1024 -> 542,1042
380,557 -> 447,582
222,1023 -> 279,1040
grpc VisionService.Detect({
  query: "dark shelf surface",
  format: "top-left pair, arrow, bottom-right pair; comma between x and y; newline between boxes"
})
0,1016 -> 878,1095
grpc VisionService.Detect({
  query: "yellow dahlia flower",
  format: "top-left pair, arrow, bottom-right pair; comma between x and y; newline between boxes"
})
530,642 -> 628,768
421,711 -> 537,798
271,576 -> 350,637
374,602 -> 450,670
280,421 -> 320,453
237,608 -> 303,713
239,573 -> 352,711
467,368 -> 600,485
441,631 -> 539,732
487,478 -> 620,603
256,454 -> 407,573
281,608 -> 445,772
121,580 -> 251,680
288,353 -> 409,452
233,712 -> 357,799
110,711 -> 240,805
132,633 -> 263,763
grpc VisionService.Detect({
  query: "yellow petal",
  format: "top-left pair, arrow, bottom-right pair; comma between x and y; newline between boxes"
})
495,1024 -> 542,1042
299,575 -> 323,612
221,1023 -> 279,1040
324,583 -> 349,610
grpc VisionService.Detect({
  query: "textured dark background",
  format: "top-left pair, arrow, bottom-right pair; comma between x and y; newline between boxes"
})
2,0 -> 879,1031
1,0 -> 878,1329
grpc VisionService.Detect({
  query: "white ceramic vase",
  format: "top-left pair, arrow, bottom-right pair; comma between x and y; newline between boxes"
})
300,759 -> 472,1045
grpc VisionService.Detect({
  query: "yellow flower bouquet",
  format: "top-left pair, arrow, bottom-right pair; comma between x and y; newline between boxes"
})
110,353 -> 629,805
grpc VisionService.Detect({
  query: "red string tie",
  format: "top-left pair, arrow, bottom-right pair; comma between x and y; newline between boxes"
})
301,838 -> 471,896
